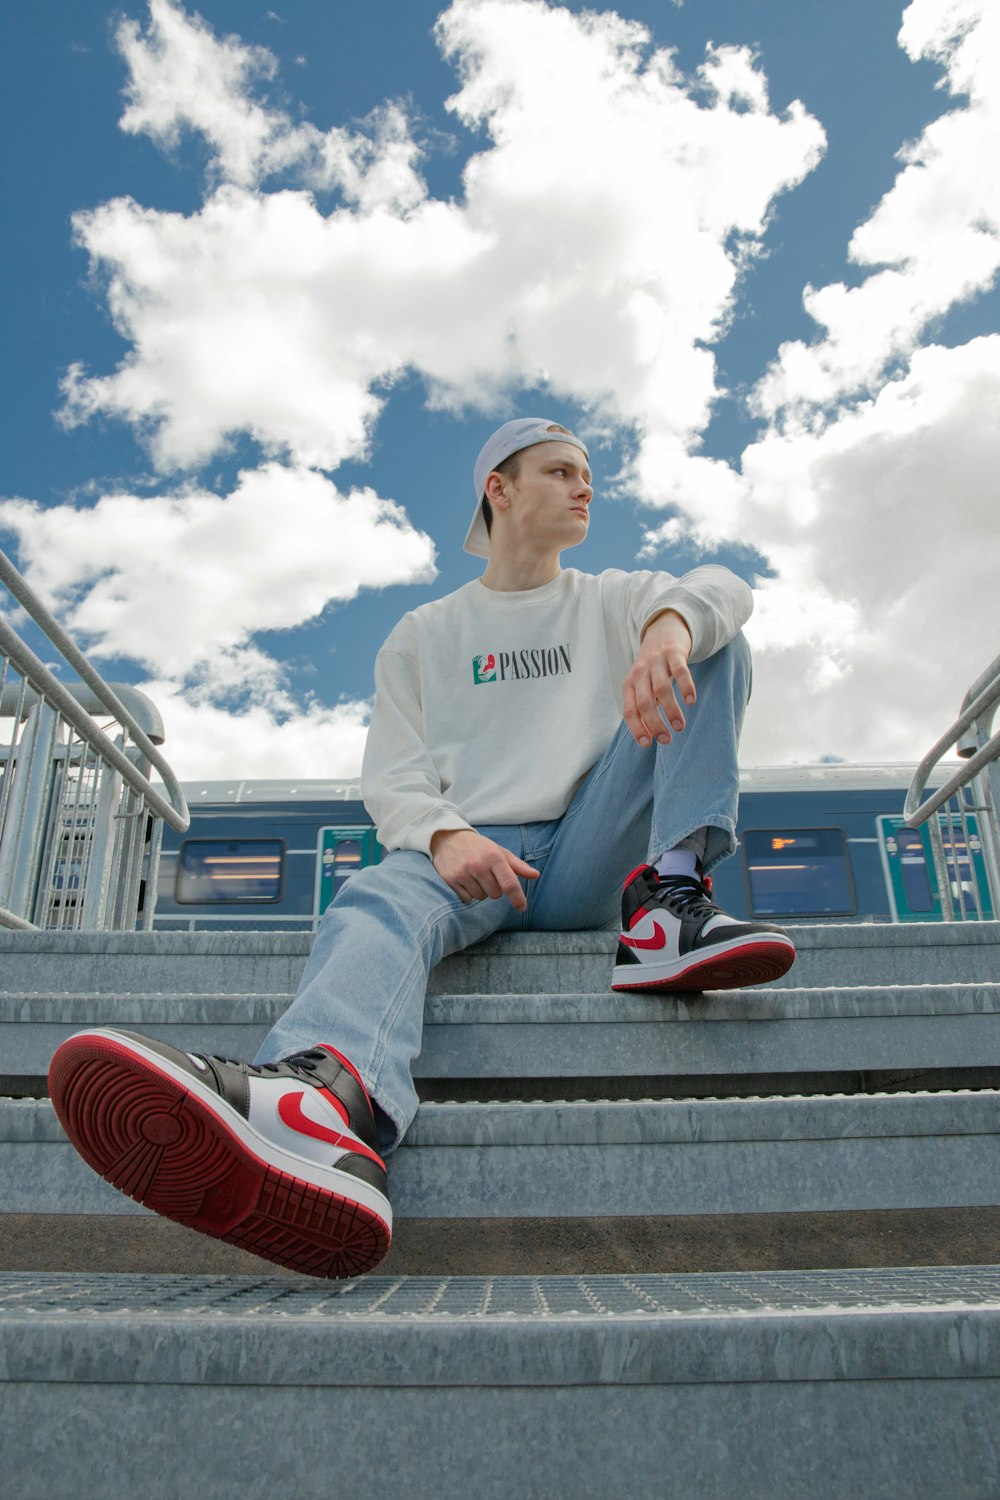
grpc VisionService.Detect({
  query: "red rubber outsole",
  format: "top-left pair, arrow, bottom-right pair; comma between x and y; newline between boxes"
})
49,1035 -> 391,1279
611,939 -> 796,993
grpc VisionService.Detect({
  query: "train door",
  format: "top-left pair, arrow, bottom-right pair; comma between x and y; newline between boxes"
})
314,825 -> 381,920
876,815 -> 994,921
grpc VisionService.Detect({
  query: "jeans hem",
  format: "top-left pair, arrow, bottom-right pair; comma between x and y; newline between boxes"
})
648,815 -> 737,874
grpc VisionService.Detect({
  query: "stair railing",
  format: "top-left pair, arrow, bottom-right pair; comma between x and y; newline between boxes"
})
904,652 -> 1000,921
0,547 -> 189,932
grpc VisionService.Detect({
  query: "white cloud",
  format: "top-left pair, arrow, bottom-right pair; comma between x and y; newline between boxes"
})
738,336 -> 1000,762
60,0 -> 823,504
754,0 -> 1000,424
724,0 -> 1000,765
630,0 -> 1000,767
144,679 -> 371,779
116,0 -> 425,205
0,463 -> 436,689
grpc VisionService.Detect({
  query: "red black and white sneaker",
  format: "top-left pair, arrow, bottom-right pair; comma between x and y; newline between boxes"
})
611,864 -> 796,992
48,1029 -> 391,1278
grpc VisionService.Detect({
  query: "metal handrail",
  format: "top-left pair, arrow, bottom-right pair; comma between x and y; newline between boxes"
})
0,549 -> 187,825
1,545 -> 190,930
904,652 -> 1000,921
0,618 -> 188,832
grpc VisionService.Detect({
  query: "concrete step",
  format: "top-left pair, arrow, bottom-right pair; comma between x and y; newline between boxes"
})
2,1268 -> 999,1499
1,921 -> 999,995
4,982 -> 1000,1085
6,1090 -> 1000,1219
7,1205 -> 1000,1277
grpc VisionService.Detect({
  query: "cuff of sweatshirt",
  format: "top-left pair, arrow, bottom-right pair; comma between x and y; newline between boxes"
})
640,598 -> 693,643
640,583 -> 749,663
379,807 -> 476,857
638,597 -> 701,658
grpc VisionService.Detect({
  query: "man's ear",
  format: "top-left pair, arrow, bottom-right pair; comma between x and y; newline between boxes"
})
484,470 -> 511,510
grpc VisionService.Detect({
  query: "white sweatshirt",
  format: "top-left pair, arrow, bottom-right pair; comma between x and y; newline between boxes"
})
361,565 -> 752,854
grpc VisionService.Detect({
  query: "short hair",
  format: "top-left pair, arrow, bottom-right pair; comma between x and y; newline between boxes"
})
480,450 -> 522,537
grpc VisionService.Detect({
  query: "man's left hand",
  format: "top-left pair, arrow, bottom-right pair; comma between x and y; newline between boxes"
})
622,609 -> 695,747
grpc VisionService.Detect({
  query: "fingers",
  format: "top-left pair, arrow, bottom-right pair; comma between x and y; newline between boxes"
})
627,610 -> 697,743
670,655 -> 697,709
624,668 -> 684,747
460,853 -> 536,911
623,634 -> 698,746
434,832 -> 539,910
623,679 -> 657,747
490,855 -> 531,911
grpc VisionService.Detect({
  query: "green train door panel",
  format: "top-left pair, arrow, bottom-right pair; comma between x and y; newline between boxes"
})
877,814 -> 994,921
314,826 -> 381,918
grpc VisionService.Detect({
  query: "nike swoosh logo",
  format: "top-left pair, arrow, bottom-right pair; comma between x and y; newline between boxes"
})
621,921 -> 667,951
276,1092 -> 383,1167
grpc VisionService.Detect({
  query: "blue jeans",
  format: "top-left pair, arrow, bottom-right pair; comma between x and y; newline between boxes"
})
255,633 -> 751,1150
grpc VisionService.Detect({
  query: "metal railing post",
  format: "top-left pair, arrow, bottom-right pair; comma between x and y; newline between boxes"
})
1,546 -> 189,931
0,703 -> 59,918
79,763 -> 126,931
905,651 -> 1000,922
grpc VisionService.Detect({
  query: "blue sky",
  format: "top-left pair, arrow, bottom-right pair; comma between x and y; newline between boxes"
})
1,0 -> 998,776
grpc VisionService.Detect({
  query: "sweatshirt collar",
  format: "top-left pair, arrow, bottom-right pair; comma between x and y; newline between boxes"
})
473,571 -> 569,605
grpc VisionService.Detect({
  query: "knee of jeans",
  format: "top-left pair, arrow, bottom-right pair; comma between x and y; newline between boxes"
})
693,630 -> 752,691
716,630 -> 751,671
730,629 -> 752,671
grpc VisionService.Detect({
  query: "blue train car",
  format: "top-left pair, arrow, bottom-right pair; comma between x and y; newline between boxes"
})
153,763 -> 991,931
709,763 -> 991,924
154,780 -> 378,932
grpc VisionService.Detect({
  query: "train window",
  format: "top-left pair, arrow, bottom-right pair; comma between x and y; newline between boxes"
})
743,829 -> 855,916
893,828 -> 934,913
175,840 -> 284,903
329,838 -> 361,896
939,824 -> 991,916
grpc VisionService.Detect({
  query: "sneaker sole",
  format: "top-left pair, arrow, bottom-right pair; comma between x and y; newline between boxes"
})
49,1031 -> 392,1279
611,935 -> 796,992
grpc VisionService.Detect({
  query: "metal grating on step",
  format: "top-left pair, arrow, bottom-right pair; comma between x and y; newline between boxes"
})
2,1267 -> 1000,1321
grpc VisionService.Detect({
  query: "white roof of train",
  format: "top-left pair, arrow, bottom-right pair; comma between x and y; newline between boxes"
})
737,762 -> 953,792
176,762 -> 956,804
180,780 -> 366,803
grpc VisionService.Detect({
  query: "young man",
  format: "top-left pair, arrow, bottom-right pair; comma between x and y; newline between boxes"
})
49,417 -> 795,1280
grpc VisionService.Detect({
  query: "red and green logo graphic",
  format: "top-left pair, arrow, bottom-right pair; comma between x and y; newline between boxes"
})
472,653 -> 497,684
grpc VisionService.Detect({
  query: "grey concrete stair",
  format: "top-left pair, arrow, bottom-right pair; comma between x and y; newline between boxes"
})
2,923 -> 999,1242
2,1268 -> 999,1499
2,919 -> 1000,1497
2,920 -> 1000,994
5,982 -> 1000,1084
5,1089 -> 1000,1217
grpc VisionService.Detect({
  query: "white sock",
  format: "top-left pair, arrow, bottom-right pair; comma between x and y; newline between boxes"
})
654,847 -> 699,880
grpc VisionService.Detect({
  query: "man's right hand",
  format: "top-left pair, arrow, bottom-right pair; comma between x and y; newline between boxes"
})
430,829 -> 540,912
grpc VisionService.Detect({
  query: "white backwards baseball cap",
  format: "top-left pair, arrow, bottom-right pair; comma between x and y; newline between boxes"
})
464,417 -> 589,557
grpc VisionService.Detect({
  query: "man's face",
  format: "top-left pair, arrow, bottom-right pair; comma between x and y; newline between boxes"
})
496,441 -> 593,553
